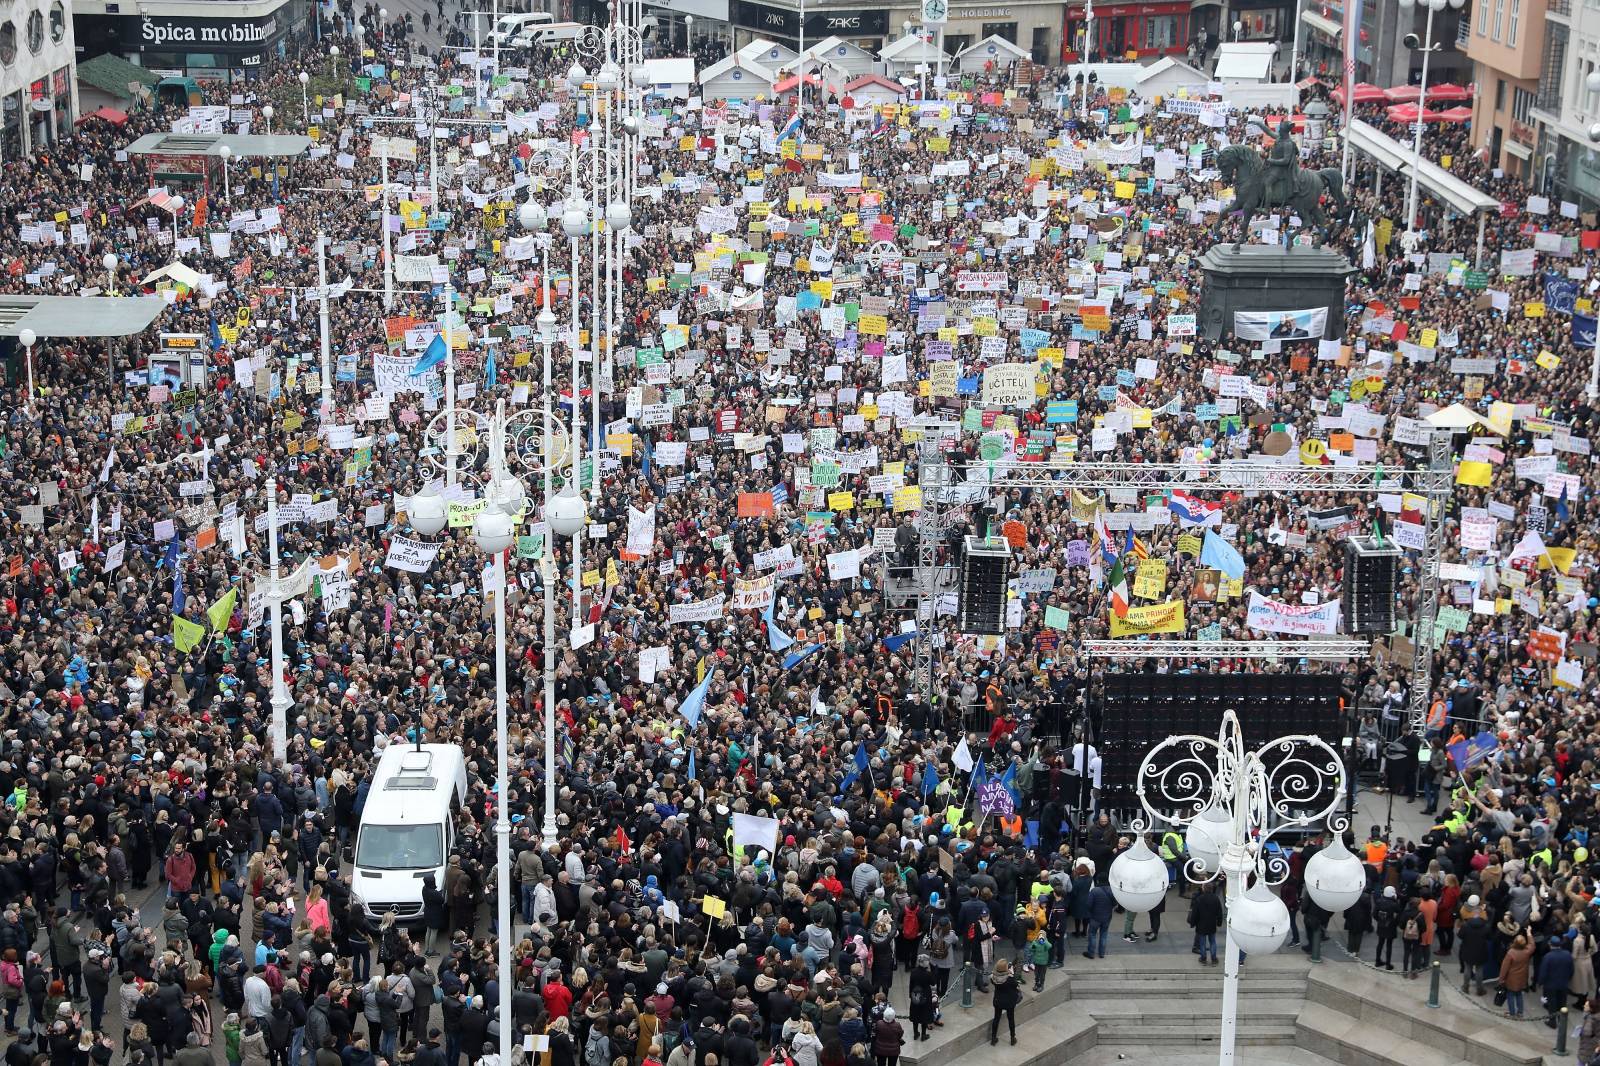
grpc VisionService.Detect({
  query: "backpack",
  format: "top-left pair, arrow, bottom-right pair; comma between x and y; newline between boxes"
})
1402,917 -> 1420,941
1,960 -> 20,989
928,933 -> 948,960
900,907 -> 920,940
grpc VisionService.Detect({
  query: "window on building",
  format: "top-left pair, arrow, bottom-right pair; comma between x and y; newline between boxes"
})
1492,0 -> 1503,39
1478,0 -> 1489,35
1496,77 -> 1506,110
1513,85 -> 1535,123
26,10 -> 42,54
0,22 -> 15,65
1144,15 -> 1180,51
982,21 -> 1017,43
1509,0 -> 1520,46
48,2 -> 63,44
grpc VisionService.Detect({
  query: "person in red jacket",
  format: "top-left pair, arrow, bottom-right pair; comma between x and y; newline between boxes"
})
541,969 -> 573,1020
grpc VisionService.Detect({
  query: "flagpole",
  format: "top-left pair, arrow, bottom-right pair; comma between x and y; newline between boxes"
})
961,756 -> 984,813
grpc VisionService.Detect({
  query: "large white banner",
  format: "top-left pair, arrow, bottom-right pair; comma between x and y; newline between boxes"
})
1245,591 -> 1342,636
385,535 -> 442,574
626,505 -> 656,556
374,353 -> 422,395
731,812 -> 781,860
1233,307 -> 1328,341
669,594 -> 726,625
732,574 -> 776,610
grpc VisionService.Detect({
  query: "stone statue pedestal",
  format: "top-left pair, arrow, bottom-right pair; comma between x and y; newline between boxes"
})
1197,244 -> 1356,343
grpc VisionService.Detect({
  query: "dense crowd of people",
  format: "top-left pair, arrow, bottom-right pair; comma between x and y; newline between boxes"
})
0,9 -> 1598,1066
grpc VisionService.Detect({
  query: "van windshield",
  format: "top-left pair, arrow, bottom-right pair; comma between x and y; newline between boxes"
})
355,824 -> 443,871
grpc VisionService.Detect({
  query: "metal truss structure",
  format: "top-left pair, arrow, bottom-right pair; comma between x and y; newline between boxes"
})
1081,640 -> 1371,661
907,434 -> 1454,737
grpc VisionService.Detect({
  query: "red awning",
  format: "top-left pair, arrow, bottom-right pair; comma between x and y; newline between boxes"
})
1331,82 -> 1387,105
1427,82 -> 1474,102
1383,85 -> 1422,103
1435,105 -> 1474,123
1296,76 -> 1325,90
1386,103 -> 1446,123
76,106 -> 129,126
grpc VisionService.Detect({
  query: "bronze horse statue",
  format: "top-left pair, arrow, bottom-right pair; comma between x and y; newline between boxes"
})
1215,144 -> 1349,249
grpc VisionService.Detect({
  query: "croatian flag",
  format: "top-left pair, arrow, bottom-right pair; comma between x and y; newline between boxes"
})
1168,489 -> 1223,527
870,112 -> 891,140
1093,509 -> 1118,564
778,107 -> 803,144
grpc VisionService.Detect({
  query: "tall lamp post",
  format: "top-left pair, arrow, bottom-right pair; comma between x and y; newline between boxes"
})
18,328 -> 35,410
1589,118 -> 1600,400
219,144 -> 232,202
1398,0 -> 1465,239
262,105 -> 273,135
299,71 -> 311,128
1109,710 -> 1365,1066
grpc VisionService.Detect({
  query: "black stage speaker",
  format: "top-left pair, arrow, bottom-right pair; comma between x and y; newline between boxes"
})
957,535 -> 1011,635
1343,537 -> 1400,635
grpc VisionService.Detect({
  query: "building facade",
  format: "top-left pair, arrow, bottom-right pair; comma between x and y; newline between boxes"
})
0,0 -> 77,161
1467,0 -> 1544,177
1529,0 -> 1600,206
74,0 -> 307,86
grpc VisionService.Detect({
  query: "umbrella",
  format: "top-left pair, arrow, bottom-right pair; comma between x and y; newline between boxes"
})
1436,106 -> 1473,124
1426,403 -> 1492,432
1426,83 -> 1474,102
1386,103 -> 1446,123
1384,85 -> 1423,103
1331,82 -> 1388,105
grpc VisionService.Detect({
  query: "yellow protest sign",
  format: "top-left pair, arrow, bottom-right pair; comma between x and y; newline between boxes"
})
827,491 -> 855,512
893,486 -> 923,513
1455,460 -> 1492,487
702,896 -> 727,919
1114,180 -> 1136,199
858,314 -> 888,336
1109,600 -> 1187,637
1536,350 -> 1561,370
1133,560 -> 1167,600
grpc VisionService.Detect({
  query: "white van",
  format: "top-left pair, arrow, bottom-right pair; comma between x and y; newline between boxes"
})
351,743 -> 469,924
485,11 -> 552,47
519,21 -> 585,46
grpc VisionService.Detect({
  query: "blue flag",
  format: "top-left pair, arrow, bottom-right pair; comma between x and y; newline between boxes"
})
921,761 -> 940,799
882,631 -> 919,653
209,314 -> 222,352
782,644 -> 823,669
971,758 -> 988,788
679,667 -> 715,730
837,742 -> 871,797
161,538 -> 180,570
1557,482 -> 1570,523
999,761 -> 1020,808
484,346 -> 497,388
764,596 -> 797,652
173,570 -> 185,615
410,332 -> 448,377
1201,528 -> 1245,581
686,748 -> 697,782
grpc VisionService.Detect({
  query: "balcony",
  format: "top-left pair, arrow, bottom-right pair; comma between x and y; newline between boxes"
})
1511,119 -> 1539,146
1549,0 -> 1569,14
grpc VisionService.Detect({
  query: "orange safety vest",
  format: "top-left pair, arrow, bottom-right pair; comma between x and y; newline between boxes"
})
1365,840 -> 1388,868
985,683 -> 1004,715
998,814 -> 1023,838
1426,699 -> 1446,730
875,693 -> 894,721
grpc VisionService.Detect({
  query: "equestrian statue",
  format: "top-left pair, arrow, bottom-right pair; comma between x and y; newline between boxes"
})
1214,118 -> 1350,249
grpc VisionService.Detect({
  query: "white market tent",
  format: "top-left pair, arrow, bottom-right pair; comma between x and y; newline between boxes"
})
951,34 -> 1030,73
639,57 -> 697,100
738,38 -> 799,73
879,34 -> 952,78
1136,56 -> 1210,98
141,262 -> 206,289
1213,42 -> 1275,82
798,37 -> 878,81
700,54 -> 777,101
1426,403 -> 1496,432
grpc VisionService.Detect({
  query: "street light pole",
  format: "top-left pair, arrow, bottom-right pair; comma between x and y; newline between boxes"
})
1109,710 -> 1364,1066
1400,0 -> 1462,238
266,476 -> 291,764
539,251 -> 560,847
317,230 -> 333,409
